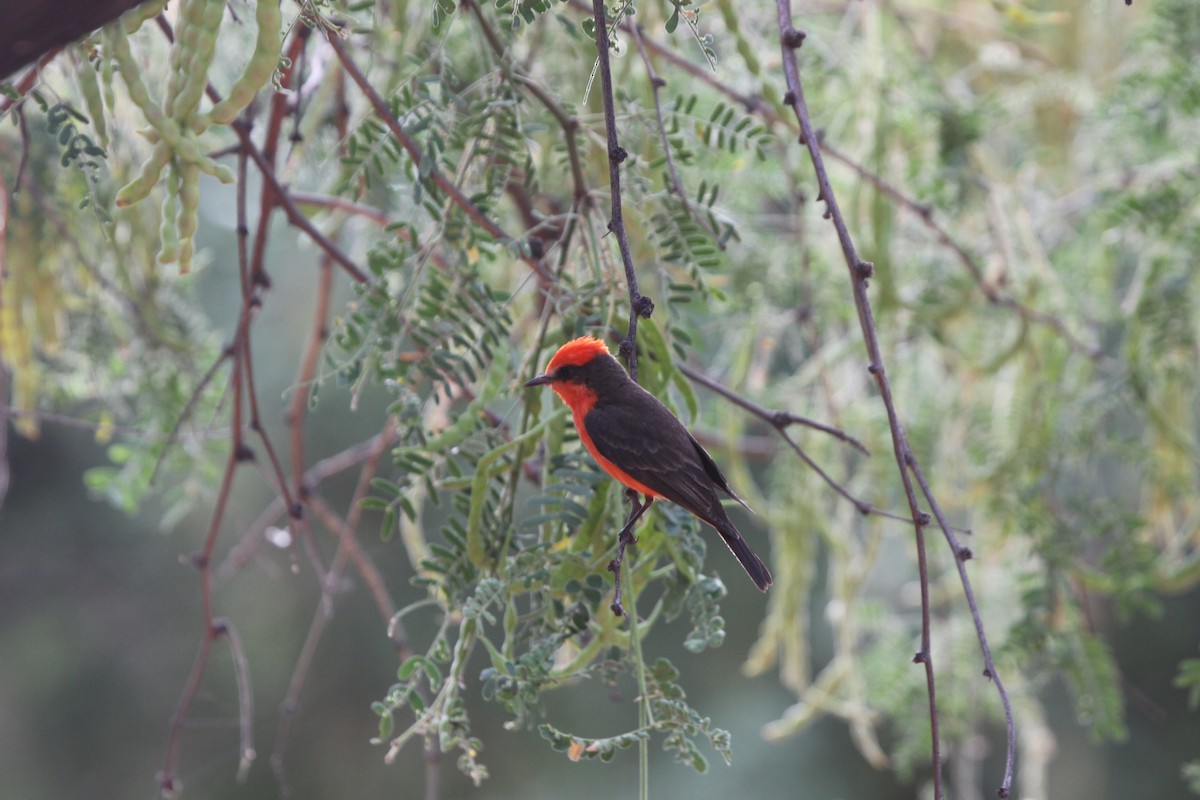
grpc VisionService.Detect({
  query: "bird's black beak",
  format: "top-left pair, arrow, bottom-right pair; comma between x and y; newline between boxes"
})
524,373 -> 555,388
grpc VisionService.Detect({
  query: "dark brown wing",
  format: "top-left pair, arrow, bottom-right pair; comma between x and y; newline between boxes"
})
584,391 -> 772,591
583,392 -> 729,523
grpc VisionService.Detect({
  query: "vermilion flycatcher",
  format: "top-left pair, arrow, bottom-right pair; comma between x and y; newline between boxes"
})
524,336 -> 772,592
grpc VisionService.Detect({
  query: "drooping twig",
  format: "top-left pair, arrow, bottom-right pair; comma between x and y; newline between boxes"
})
158,300 -> 254,798
244,23 -> 313,290
678,362 -> 973,532
270,419 -> 396,793
628,23 -> 724,249
290,191 -> 390,225
773,10 -> 1015,799
773,15 -> 946,798
220,618 -> 256,782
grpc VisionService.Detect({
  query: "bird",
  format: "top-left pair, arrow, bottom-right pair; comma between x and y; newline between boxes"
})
524,335 -> 772,600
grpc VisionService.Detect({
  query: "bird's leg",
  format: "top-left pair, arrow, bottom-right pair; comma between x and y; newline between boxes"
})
609,490 -> 653,617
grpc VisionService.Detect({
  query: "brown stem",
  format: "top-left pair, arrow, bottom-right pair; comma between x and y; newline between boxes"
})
270,419 -> 397,791
773,9 -> 1015,798
628,24 -> 724,249
588,0 -> 652,381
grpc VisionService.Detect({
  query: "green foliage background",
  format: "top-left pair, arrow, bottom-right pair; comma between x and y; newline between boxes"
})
2,1 -> 1199,799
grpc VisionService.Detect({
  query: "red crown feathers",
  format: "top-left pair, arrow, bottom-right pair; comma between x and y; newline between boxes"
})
546,336 -> 611,371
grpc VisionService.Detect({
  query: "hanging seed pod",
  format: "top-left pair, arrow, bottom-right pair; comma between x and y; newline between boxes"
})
157,163 -> 180,264
120,0 -> 169,35
115,141 -> 171,207
175,161 -> 201,273
171,0 -> 225,120
76,43 -> 109,149
206,0 -> 282,126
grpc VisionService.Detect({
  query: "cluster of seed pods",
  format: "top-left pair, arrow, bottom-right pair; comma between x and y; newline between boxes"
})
104,0 -> 282,272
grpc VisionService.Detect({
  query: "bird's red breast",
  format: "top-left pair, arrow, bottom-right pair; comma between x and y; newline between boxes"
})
539,337 -> 664,499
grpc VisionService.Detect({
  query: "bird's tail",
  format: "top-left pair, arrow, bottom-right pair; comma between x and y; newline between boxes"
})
714,518 -> 772,591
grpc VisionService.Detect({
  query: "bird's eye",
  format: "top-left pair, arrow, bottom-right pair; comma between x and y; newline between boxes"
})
556,365 -> 576,380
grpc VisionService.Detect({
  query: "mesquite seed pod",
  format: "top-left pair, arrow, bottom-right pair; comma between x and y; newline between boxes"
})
206,0 -> 282,126
175,161 -> 201,273
76,45 -> 109,149
171,0 -> 224,120
121,0 -> 168,35
115,141 -> 171,207
100,41 -> 116,120
157,165 -> 180,265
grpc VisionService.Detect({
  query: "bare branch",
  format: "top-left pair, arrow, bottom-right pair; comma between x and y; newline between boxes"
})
588,0 -> 653,380
772,8 -> 1015,797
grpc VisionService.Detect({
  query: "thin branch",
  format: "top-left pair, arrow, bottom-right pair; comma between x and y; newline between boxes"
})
910,460 -> 1015,795
628,24 -> 723,249
235,150 -> 303,547
774,11 -> 1015,798
219,618 -> 257,782
290,191 -> 390,225
676,367 -> 974,534
215,430 -> 400,581
773,15 -> 945,798
158,319 -> 251,797
271,419 -> 396,793
324,27 -> 554,285
285,251 -> 334,564
678,362 -> 967,530
678,363 -> 867,454
589,0 -> 653,381
244,24 -> 313,290
239,139 -> 369,283
152,21 -> 332,794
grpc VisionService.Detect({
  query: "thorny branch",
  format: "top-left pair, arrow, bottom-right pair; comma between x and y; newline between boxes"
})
773,9 -> 1014,799
587,0 -> 654,622
589,0 -> 653,382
